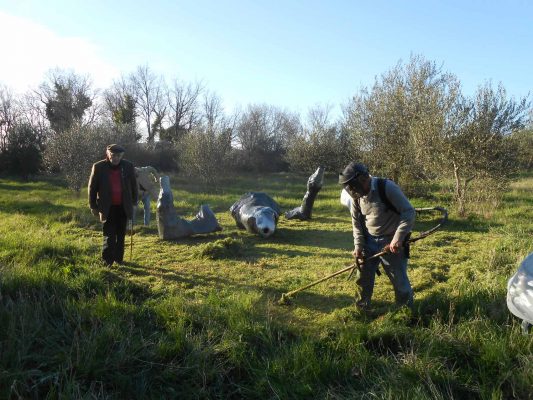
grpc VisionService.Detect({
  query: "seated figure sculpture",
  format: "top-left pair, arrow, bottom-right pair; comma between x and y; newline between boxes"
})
507,251 -> 533,334
230,192 -> 281,238
285,166 -> 325,220
156,176 -> 222,240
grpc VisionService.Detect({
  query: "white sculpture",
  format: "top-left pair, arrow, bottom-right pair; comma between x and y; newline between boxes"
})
507,252 -> 533,334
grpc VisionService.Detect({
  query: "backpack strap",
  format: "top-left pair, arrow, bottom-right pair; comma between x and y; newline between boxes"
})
377,178 -> 399,214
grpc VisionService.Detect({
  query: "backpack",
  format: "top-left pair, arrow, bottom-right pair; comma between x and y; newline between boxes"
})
355,178 -> 399,215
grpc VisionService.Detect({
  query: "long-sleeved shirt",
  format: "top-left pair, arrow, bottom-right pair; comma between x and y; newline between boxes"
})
350,176 -> 415,252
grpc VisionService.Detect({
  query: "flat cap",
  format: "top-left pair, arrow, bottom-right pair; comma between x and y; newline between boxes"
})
107,144 -> 125,153
338,162 -> 369,184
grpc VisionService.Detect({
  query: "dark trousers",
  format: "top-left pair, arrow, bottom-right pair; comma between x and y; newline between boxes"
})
102,205 -> 127,265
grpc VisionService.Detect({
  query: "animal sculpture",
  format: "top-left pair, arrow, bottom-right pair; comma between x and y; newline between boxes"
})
230,192 -> 281,238
156,176 -> 222,240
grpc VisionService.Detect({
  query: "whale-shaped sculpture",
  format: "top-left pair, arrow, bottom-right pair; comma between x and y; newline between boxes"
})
156,176 -> 222,240
285,166 -> 325,220
230,192 -> 281,238
507,252 -> 533,334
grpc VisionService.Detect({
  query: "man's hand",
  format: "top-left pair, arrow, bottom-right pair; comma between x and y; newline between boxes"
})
91,208 -> 99,217
352,249 -> 364,263
389,238 -> 401,253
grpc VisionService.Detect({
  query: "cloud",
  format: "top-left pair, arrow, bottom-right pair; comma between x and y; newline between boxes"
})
0,11 -> 119,93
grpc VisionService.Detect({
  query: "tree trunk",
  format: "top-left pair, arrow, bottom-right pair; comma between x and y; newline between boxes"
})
453,161 -> 465,217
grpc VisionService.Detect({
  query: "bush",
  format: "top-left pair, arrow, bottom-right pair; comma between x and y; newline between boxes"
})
1,124 -> 42,179
125,140 -> 179,172
43,122 -> 136,192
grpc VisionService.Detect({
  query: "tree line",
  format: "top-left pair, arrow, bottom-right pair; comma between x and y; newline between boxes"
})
0,55 -> 531,215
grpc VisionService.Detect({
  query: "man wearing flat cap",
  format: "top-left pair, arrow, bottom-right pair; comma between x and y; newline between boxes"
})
339,162 -> 415,311
88,144 -> 138,266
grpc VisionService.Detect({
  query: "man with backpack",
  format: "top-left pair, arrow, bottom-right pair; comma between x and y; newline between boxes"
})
339,162 -> 415,310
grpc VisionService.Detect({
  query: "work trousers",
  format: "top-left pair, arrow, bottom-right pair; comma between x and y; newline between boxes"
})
102,205 -> 127,266
356,233 -> 413,309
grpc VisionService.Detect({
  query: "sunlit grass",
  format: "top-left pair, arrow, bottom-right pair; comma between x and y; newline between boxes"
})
0,171 -> 531,398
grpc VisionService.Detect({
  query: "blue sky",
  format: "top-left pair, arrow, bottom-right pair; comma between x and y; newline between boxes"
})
0,0 -> 531,117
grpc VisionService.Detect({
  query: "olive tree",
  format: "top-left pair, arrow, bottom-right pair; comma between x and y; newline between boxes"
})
433,84 -> 529,215
342,55 -> 460,186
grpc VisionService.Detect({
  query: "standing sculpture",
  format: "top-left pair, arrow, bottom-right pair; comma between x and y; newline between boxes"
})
285,166 -> 325,220
156,176 -> 222,240
507,252 -> 533,334
230,192 -> 281,238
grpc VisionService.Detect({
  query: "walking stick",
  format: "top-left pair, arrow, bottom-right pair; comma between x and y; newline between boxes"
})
129,219 -> 134,262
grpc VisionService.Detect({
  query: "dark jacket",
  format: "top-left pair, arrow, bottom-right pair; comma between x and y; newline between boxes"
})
88,159 -> 138,219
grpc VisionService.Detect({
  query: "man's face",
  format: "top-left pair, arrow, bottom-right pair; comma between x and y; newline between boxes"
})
107,151 -> 124,166
344,175 -> 370,199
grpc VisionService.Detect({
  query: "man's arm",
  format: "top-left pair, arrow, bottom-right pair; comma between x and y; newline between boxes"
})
386,181 -> 415,251
350,200 -> 366,255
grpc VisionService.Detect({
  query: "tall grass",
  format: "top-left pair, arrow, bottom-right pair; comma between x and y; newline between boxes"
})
0,173 -> 531,399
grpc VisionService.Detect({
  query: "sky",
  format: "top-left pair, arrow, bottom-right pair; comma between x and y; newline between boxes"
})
0,0 -> 531,118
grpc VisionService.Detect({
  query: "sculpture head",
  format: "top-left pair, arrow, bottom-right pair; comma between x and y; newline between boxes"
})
250,207 -> 277,238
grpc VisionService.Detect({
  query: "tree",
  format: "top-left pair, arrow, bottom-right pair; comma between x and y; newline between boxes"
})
37,69 -> 95,134
0,85 -> 20,152
2,124 -> 42,179
285,104 -> 350,172
160,79 -> 203,143
235,104 -> 300,171
343,55 -> 460,185
130,65 -> 166,142
434,83 -> 529,215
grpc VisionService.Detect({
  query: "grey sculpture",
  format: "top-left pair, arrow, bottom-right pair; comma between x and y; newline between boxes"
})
230,192 -> 281,238
507,251 -> 533,334
156,176 -> 222,240
285,166 -> 325,220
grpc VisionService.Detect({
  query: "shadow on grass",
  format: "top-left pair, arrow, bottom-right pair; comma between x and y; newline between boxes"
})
0,199 -> 77,217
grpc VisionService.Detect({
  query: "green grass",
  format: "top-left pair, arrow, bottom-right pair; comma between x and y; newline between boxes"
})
0,172 -> 532,399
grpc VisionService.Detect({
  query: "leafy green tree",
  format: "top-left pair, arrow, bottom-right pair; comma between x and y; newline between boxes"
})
433,84 -> 529,215
343,55 -> 460,185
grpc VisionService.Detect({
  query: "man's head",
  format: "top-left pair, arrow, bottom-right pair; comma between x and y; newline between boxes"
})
339,162 -> 371,198
106,144 -> 125,166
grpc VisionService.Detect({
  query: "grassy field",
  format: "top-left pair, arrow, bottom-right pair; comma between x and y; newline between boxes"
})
0,171 -> 532,399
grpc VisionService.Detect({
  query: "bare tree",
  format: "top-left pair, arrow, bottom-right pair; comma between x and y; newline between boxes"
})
0,85 -> 20,152
235,104 -> 300,170
161,79 -> 203,142
285,104 -> 348,172
130,65 -> 166,142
